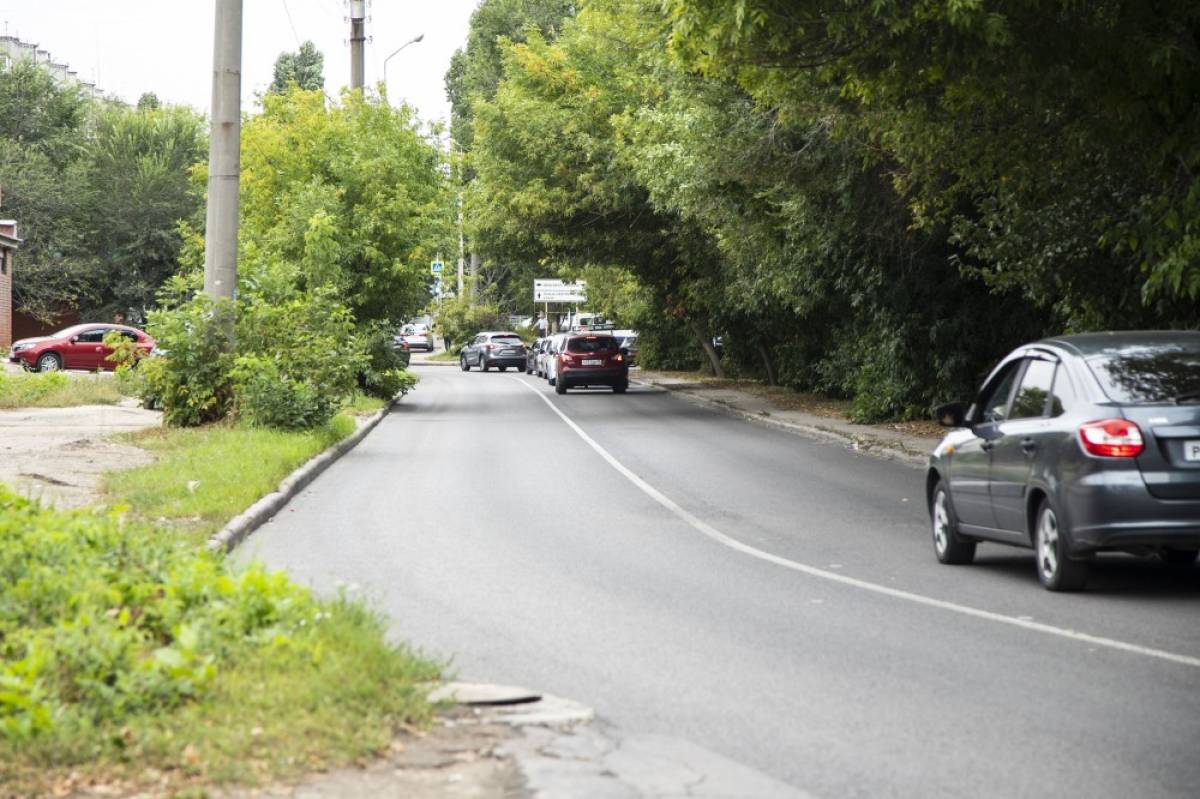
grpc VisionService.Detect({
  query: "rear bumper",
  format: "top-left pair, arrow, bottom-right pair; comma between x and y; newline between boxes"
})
483,355 -> 525,368
1065,469 -> 1200,552
559,367 -> 628,387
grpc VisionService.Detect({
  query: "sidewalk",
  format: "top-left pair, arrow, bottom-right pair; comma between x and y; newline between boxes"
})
633,369 -> 940,467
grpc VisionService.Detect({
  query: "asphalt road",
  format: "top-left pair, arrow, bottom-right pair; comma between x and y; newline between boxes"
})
238,364 -> 1200,798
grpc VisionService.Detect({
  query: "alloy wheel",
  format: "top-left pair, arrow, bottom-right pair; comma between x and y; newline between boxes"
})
1037,507 -> 1059,583
932,490 -> 950,556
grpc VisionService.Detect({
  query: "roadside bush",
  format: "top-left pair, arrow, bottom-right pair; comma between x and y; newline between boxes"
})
231,355 -> 328,430
357,324 -> 419,400
0,487 -> 441,792
140,296 -> 236,426
437,295 -> 507,351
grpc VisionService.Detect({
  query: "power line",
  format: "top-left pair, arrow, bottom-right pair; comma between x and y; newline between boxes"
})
280,0 -> 301,47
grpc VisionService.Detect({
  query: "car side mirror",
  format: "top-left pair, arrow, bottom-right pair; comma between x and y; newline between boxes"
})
70,336 -> 79,343
934,401 -> 968,428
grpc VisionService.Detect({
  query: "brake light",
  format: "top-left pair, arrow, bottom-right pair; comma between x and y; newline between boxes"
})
560,353 -> 575,365
613,353 -> 624,363
1079,419 -> 1144,458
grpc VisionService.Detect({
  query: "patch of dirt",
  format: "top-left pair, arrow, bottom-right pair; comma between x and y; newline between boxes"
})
0,403 -> 161,507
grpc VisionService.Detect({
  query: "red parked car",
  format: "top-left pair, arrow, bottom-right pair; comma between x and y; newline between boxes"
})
554,333 -> 629,394
9,324 -> 155,372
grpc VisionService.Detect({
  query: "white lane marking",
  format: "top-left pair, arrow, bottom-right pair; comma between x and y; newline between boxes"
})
510,376 -> 1200,670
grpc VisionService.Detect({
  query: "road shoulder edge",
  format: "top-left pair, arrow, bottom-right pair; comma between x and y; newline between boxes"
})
206,402 -> 393,552
632,375 -> 931,468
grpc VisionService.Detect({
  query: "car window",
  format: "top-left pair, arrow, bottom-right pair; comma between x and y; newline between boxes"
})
568,336 -> 618,353
490,335 -> 523,345
1049,365 -> 1078,417
76,328 -> 108,343
119,330 -> 139,343
980,364 -> 1021,423
1086,343 -> 1200,404
1010,358 -> 1056,419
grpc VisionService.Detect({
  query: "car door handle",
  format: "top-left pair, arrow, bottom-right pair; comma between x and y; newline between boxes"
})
980,440 -> 995,452
1021,438 -> 1037,454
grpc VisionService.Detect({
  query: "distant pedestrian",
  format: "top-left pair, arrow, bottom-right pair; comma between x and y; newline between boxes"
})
443,332 -> 452,351
112,310 -> 127,325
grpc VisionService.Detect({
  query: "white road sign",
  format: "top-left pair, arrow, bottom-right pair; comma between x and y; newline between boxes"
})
534,279 -> 587,303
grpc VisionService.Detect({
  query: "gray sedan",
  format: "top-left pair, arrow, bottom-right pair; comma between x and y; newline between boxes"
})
928,331 -> 1200,591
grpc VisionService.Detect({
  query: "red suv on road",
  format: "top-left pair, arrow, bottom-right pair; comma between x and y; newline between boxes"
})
9,324 -> 155,372
554,334 -> 629,394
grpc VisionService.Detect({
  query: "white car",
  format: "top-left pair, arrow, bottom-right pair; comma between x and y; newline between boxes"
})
399,324 -> 434,352
542,334 -> 567,385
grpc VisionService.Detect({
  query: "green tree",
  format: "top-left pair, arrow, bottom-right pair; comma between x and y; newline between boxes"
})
269,41 -> 325,94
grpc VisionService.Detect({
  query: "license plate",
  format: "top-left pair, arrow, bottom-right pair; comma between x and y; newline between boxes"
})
583,359 -> 602,366
503,349 -> 520,355
1185,440 -> 1200,462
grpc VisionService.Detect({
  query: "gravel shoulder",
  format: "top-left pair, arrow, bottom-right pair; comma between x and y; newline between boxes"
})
0,401 -> 161,507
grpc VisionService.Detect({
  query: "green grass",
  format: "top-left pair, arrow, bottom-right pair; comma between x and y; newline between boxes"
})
0,489 -> 440,798
426,349 -> 459,362
102,415 -> 356,540
0,371 -> 126,409
342,391 -> 387,415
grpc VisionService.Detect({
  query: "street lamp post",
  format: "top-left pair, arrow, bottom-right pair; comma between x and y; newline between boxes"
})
383,34 -> 424,101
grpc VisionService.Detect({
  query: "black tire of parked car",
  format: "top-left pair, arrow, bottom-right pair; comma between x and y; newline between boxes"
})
555,378 -> 567,395
613,380 -> 628,394
1035,497 -> 1090,591
37,352 -> 63,372
460,355 -> 471,371
479,355 -> 490,372
518,364 -> 526,373
931,479 -> 976,565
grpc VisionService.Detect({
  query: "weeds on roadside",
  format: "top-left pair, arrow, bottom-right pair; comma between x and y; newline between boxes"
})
0,372 -> 127,409
0,488 -> 440,796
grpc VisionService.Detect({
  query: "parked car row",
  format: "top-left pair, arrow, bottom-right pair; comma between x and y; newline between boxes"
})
9,324 -> 156,372
928,331 -> 1200,591
527,331 -> 630,394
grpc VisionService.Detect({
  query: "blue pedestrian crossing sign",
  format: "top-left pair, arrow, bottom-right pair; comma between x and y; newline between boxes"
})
430,260 -> 444,274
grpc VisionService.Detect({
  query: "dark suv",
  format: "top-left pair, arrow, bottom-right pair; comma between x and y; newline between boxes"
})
928,331 -> 1200,591
553,334 -> 629,394
460,332 -> 527,372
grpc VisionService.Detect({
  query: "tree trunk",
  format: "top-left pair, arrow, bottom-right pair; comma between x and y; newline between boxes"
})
690,318 -> 725,378
757,340 -> 778,386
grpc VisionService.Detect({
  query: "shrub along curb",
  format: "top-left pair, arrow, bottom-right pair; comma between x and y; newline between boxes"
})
207,401 -> 393,552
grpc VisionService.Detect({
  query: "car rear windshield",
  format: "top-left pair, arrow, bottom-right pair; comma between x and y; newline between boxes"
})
567,336 -> 618,353
490,335 -> 523,345
1086,345 -> 1200,404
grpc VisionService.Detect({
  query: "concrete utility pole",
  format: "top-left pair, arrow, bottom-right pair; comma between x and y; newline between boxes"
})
350,0 -> 366,89
204,0 -> 242,301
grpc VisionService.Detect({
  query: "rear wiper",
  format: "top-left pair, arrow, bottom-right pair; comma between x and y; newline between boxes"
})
1173,391 -> 1200,404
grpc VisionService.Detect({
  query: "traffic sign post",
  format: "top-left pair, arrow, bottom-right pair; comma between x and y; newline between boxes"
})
431,260 -> 444,274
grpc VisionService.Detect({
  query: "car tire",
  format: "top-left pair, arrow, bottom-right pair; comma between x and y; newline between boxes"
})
1035,497 -> 1089,591
1160,547 -> 1199,566
930,480 -> 975,565
613,380 -> 628,394
499,366 -> 508,372
460,355 -> 471,372
36,352 -> 62,373
480,355 -> 490,372
555,378 -> 567,395
518,364 -> 526,373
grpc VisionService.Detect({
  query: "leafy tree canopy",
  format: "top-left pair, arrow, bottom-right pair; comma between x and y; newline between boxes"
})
269,41 -> 325,94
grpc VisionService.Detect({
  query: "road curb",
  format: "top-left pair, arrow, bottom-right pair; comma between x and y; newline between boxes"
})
634,378 -> 930,468
206,403 -> 393,553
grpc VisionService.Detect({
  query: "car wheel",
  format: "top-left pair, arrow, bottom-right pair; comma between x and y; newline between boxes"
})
36,352 -> 62,373
518,364 -> 526,373
555,378 -> 567,395
460,355 -> 471,371
480,355 -> 490,372
931,480 -> 975,565
613,380 -> 628,394
499,365 -> 507,372
1035,498 -> 1089,591
1160,547 -> 1199,565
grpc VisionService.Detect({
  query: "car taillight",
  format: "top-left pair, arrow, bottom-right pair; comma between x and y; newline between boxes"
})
613,353 -> 624,363
1079,419 -> 1144,458
560,353 -> 575,365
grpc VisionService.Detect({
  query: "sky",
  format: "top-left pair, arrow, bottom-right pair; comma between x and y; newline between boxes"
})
0,1 -> 479,130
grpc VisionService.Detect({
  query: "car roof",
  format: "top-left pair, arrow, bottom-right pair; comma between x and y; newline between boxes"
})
1036,331 -> 1200,357
481,331 -> 521,337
